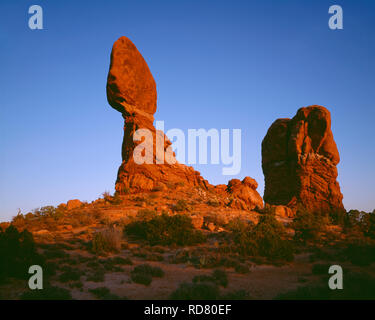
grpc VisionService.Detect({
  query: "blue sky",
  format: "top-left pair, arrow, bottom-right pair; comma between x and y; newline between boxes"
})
1,0 -> 375,221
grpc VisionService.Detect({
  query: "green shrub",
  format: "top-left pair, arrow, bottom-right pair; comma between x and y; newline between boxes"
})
221,289 -> 250,300
276,273 -> 375,300
58,267 -> 83,282
329,210 -> 347,226
132,264 -> 164,277
86,269 -> 105,282
136,209 -> 157,221
229,215 -> 294,262
212,269 -> 228,287
124,213 -> 206,246
130,272 -> 153,286
43,248 -> 69,260
311,263 -> 330,275
89,287 -> 120,300
192,274 -> 215,284
234,263 -> 250,274
292,208 -> 327,242
111,256 -> 133,265
173,200 -> 189,212
193,269 -> 228,288
0,225 -> 43,282
20,286 -> 72,300
170,282 -> 220,300
91,227 -> 122,254
344,243 -> 375,266
130,263 -> 164,286
365,211 -> 375,239
130,273 -> 152,286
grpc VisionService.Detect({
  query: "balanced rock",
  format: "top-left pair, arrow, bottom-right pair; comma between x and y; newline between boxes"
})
262,105 -> 344,214
106,37 -> 209,193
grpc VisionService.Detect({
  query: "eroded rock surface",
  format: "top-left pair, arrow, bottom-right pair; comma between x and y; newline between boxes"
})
226,177 -> 264,211
106,36 -> 264,213
262,105 -> 344,214
107,37 -> 209,193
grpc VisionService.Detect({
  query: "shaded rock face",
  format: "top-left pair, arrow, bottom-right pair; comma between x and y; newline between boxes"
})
106,37 -> 209,193
262,105 -> 344,214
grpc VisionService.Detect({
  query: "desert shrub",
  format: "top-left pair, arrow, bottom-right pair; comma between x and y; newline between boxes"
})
308,246 -> 346,263
111,256 -> 133,265
192,274 -> 215,284
130,263 -> 164,286
124,213 -> 206,246
131,271 -> 153,286
0,225 -> 44,282
364,211 -> 375,239
102,191 -> 111,201
170,282 -> 220,300
86,269 -> 105,282
43,248 -> 69,260
292,208 -> 327,242
212,269 -> 228,287
110,194 -> 123,205
311,263 -> 330,275
193,269 -> 228,288
16,205 -> 104,231
173,200 -> 189,212
132,264 -> 164,277
20,285 -> 72,300
344,243 -> 375,266
229,215 -> 294,262
87,260 -> 100,269
345,210 -> 361,228
69,281 -> 83,289
276,273 -> 375,300
98,258 -> 124,272
192,253 -> 223,269
103,191 -> 124,205
234,263 -> 250,274
91,227 -> 122,254
221,289 -> 250,300
329,209 -> 348,226
89,287 -> 120,300
58,267 -> 83,282
136,209 -> 157,221
146,253 -> 164,261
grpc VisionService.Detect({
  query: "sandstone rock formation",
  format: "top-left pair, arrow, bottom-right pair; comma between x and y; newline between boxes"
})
66,199 -> 82,210
262,105 -> 344,214
107,36 -> 210,193
227,177 -> 264,211
106,36 -> 264,212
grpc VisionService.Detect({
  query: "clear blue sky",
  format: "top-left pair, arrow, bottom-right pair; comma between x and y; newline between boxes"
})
1,0 -> 375,221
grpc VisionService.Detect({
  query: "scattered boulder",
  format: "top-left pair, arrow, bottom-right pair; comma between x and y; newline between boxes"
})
262,105 -> 345,214
66,199 -> 82,210
190,215 -> 204,229
227,177 -> 263,211
264,203 -> 295,218
206,222 -> 216,232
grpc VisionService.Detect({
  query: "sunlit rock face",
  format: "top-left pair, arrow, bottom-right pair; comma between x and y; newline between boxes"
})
106,36 -> 209,193
262,105 -> 345,214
